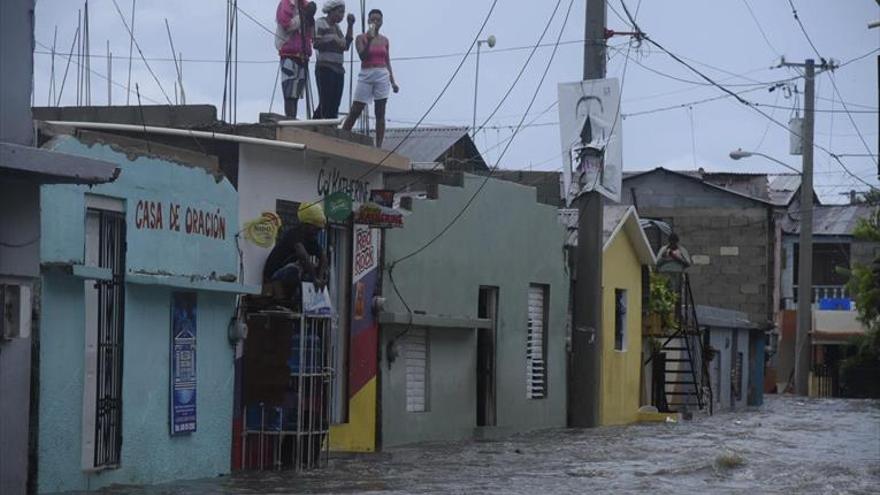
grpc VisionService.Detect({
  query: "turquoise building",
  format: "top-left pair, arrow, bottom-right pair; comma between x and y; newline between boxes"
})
35,131 -> 252,493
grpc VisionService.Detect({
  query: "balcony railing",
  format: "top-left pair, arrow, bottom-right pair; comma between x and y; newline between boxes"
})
785,285 -> 849,310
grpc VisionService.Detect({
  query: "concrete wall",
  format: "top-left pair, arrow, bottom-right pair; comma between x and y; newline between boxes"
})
0,11 -> 39,478
623,171 -> 774,326
36,136 -> 240,492
236,144 -> 386,287
0,0 -> 34,146
600,230 -> 644,426
708,327 -> 752,412
380,175 -> 569,447
379,329 -> 477,446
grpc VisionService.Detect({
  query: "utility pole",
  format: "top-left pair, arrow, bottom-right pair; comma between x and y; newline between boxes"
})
780,58 -> 820,395
570,0 -> 605,428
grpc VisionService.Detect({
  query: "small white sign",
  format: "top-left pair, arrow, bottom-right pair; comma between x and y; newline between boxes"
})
302,282 -> 333,317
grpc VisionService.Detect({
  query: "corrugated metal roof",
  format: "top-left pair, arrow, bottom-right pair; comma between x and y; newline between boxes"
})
696,305 -> 761,330
624,168 -> 802,206
781,204 -> 874,236
768,174 -> 801,206
380,126 -> 470,164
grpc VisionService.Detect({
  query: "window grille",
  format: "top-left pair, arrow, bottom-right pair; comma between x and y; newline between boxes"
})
527,285 -> 548,399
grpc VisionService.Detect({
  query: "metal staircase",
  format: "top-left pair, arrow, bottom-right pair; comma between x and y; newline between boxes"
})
646,273 -> 714,415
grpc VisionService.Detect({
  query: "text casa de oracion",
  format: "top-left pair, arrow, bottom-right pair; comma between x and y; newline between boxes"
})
135,200 -> 227,240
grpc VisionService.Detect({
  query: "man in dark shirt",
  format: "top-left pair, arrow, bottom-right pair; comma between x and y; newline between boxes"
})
263,203 -> 328,300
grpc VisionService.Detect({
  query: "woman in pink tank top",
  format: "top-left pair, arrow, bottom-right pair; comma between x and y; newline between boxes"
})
342,9 -> 399,147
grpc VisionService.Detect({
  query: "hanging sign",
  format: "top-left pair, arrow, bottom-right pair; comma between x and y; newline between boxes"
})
325,191 -> 353,224
353,202 -> 404,229
170,292 -> 197,435
558,78 -> 623,204
369,189 -> 395,208
242,211 -> 283,248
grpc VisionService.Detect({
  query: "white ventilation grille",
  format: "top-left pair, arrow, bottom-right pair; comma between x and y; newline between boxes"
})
527,285 -> 547,399
404,328 -> 428,412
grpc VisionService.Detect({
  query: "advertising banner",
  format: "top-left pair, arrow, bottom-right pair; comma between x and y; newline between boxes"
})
170,292 -> 197,435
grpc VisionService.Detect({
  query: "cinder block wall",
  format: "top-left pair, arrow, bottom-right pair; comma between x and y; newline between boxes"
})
623,171 -> 774,326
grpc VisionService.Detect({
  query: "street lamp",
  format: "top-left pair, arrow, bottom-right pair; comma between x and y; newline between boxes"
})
729,149 -> 801,174
473,35 -> 497,138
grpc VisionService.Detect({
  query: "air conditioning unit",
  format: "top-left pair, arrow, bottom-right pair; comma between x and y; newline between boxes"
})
1,284 -> 32,340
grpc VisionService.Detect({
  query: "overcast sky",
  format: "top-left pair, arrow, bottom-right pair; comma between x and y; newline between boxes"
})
32,0 -> 879,203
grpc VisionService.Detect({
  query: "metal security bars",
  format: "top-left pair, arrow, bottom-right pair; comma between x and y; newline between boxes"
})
241,313 -> 332,471
92,209 -> 126,468
527,285 -> 548,399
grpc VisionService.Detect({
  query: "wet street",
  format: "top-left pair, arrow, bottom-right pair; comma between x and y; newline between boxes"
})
90,396 -> 879,494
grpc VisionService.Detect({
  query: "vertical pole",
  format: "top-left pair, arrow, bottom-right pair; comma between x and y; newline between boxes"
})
794,59 -> 815,396
107,41 -> 112,106
570,0 -> 606,428
126,0 -> 136,105
473,42 -> 482,138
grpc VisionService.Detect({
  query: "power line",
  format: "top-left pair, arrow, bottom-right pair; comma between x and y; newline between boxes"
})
785,0 -> 878,167
620,1 -> 877,190
741,0 -> 781,57
391,0 -> 571,193
389,0 -> 578,268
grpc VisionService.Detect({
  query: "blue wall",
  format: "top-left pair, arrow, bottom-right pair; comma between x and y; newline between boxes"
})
37,136 -> 240,492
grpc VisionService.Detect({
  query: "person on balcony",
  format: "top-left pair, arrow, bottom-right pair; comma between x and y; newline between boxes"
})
276,0 -> 318,119
342,9 -> 399,147
657,233 -> 692,273
313,0 -> 355,119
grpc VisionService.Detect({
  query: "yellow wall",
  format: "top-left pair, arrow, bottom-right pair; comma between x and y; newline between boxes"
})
600,232 -> 644,426
329,378 -> 377,452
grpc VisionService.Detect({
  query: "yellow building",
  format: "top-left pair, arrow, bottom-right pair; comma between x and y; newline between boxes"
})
600,206 -> 656,425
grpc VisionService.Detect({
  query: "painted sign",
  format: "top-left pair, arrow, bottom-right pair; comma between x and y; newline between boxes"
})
558,78 -> 623,204
241,212 -> 282,248
325,191 -> 353,224
370,190 -> 395,208
353,203 -> 404,229
135,199 -> 227,240
317,167 -> 372,203
170,292 -> 197,435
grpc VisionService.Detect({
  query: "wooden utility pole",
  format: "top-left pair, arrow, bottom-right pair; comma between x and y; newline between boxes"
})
570,0 -> 606,428
779,58 -> 817,395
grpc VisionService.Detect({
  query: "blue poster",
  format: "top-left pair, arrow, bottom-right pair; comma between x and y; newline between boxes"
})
170,292 -> 197,435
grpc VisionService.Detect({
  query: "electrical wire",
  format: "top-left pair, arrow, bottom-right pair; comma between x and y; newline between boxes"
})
619,1 -> 878,191
785,0 -> 878,167
389,0 -> 578,269
741,0 -> 781,58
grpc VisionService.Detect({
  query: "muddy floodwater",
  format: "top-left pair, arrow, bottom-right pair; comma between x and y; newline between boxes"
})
86,396 -> 879,494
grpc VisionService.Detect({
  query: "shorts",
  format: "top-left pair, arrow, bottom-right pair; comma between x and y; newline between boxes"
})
281,58 -> 308,100
354,67 -> 391,104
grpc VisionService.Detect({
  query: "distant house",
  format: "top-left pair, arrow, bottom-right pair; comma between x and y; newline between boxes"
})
378,173 -> 569,446
697,306 -> 765,412
621,167 -> 778,328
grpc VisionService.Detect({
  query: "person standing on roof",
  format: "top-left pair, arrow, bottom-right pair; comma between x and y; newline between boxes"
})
313,1 -> 355,119
342,8 -> 399,148
276,0 -> 318,119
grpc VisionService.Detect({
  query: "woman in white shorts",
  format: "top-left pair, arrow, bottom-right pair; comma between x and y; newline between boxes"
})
342,8 -> 399,147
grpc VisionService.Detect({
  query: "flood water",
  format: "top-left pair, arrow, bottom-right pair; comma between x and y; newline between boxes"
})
89,396 -> 879,494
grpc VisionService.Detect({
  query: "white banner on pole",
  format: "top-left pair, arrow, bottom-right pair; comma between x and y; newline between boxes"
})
557,78 -> 623,204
